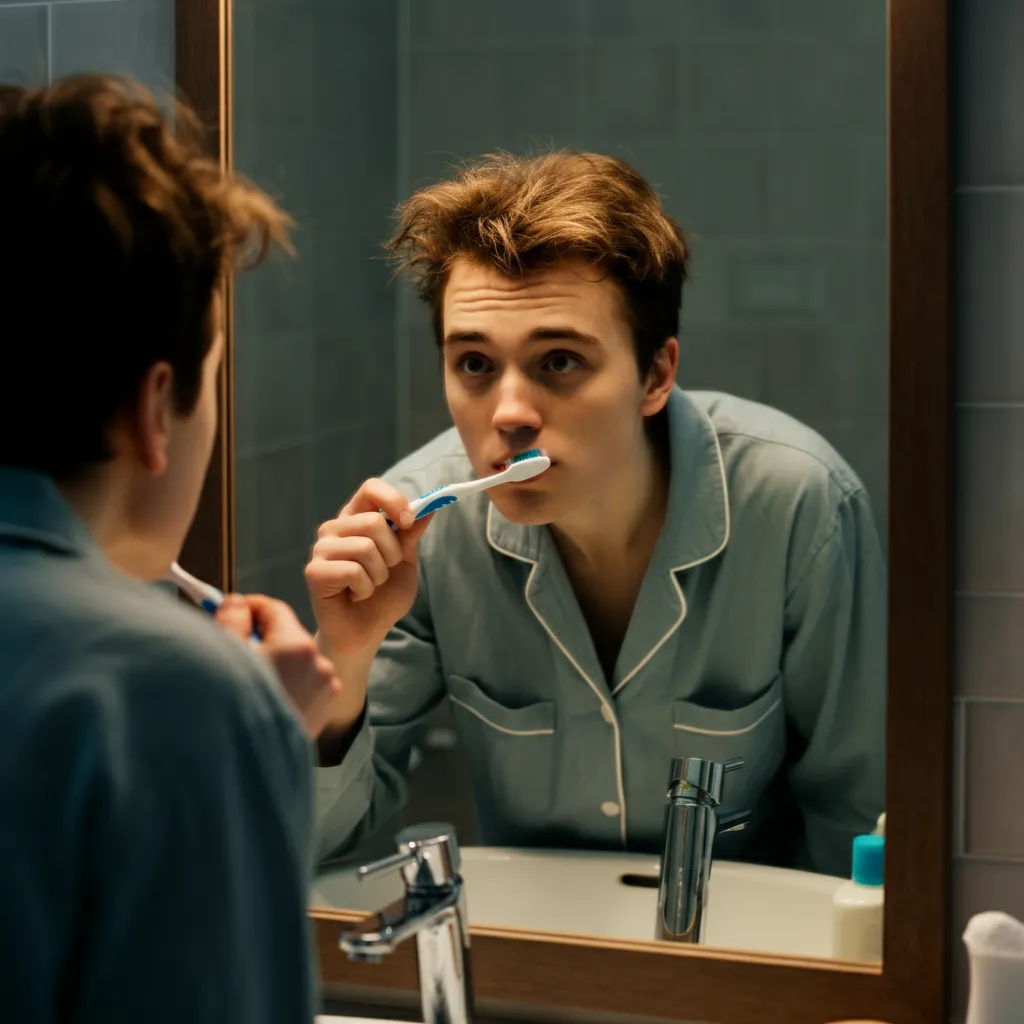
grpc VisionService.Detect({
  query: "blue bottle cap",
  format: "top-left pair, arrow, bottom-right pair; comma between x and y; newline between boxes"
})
852,833 -> 885,886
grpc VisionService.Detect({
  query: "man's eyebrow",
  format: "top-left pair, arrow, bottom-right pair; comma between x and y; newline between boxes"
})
443,327 -> 601,345
443,330 -> 487,345
529,327 -> 601,345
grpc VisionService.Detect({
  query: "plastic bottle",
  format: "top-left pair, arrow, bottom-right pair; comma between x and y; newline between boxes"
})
831,833 -> 884,963
964,910 -> 1024,1024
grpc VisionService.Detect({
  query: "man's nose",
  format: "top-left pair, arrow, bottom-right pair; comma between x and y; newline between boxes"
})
491,371 -> 542,435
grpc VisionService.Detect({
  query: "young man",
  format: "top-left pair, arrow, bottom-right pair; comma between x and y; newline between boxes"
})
308,151 -> 886,878
0,75 -> 340,1022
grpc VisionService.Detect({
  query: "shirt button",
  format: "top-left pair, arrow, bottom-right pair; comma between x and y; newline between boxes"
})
601,801 -> 620,817
601,704 -> 615,724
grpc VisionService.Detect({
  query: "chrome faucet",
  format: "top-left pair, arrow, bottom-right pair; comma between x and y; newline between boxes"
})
339,822 -> 474,1024
656,756 -> 750,944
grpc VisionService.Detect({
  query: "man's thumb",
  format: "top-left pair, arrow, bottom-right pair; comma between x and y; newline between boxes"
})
399,512 -> 433,561
244,594 -> 305,644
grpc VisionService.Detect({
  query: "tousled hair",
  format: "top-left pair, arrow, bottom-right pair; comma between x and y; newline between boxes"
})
0,73 -> 293,477
386,150 -> 689,376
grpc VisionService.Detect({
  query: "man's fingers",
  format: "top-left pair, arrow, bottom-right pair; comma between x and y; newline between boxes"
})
304,557 -> 375,602
214,594 -> 255,639
310,535 -> 391,587
316,512 -> 405,567
242,594 -> 307,643
339,478 -> 414,528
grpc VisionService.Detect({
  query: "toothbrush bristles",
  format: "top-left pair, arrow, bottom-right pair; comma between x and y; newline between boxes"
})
504,448 -> 545,468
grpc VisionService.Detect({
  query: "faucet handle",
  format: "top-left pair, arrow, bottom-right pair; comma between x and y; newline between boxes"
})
668,756 -> 745,806
356,849 -> 418,882
399,821 -> 462,889
355,822 -> 462,891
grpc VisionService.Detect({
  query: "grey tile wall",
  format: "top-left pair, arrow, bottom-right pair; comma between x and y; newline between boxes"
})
0,5 -> 47,86
952,0 -> 1024,1017
397,0 -> 891,548
50,0 -> 173,91
232,0 -> 399,629
0,0 -> 172,94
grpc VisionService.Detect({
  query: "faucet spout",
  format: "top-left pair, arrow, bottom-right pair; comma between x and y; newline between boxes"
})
655,757 -> 748,945
340,886 -> 461,957
338,823 -> 474,1024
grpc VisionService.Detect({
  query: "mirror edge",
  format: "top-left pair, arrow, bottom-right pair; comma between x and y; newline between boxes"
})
176,0 -> 234,593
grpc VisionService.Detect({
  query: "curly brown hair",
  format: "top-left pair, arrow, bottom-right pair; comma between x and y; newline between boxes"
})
0,73 -> 292,478
386,150 -> 689,376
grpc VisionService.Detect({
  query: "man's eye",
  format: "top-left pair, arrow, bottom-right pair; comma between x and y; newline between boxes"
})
457,355 -> 491,376
545,352 -> 584,374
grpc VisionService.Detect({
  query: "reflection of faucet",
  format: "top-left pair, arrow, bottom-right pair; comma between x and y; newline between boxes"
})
656,756 -> 750,944
339,822 -> 474,1024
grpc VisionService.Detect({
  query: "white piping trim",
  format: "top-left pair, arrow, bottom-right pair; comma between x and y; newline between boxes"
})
487,506 -> 629,848
673,697 -> 782,737
612,408 -> 731,697
449,695 -> 555,737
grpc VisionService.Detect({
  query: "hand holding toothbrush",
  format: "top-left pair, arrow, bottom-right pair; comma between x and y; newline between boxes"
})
216,594 -> 342,738
167,561 -> 262,644
306,451 -> 549,740
307,449 -> 549,661
168,561 -> 342,737
305,477 -> 435,738
307,478 -> 433,657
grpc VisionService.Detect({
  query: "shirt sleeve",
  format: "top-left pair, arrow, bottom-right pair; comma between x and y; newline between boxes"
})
0,639 -> 317,1024
781,486 -> 887,876
314,560 -> 447,866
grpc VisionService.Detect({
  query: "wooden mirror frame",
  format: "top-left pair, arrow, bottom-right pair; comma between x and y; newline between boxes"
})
176,1 -> 951,1021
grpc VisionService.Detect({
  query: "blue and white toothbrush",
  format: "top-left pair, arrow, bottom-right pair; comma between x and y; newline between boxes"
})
384,448 -> 551,530
167,561 -> 262,644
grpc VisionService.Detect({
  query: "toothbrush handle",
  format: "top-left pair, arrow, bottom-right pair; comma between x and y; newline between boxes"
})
381,493 -> 459,531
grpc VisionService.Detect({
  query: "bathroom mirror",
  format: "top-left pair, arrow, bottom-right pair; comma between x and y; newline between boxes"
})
177,0 -> 950,1021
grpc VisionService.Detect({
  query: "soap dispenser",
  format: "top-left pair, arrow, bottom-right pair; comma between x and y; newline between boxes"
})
831,833 -> 885,962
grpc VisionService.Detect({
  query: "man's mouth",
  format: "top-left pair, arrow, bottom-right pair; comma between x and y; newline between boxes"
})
493,452 -> 555,472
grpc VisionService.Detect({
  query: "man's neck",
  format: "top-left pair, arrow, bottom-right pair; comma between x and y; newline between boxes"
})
550,420 -> 670,575
57,466 -> 154,579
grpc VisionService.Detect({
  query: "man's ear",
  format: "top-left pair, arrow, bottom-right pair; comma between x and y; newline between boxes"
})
640,337 -> 679,418
119,361 -> 175,474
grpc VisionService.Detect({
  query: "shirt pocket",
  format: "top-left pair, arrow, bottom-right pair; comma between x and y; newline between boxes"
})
447,673 -> 558,821
672,674 -> 785,819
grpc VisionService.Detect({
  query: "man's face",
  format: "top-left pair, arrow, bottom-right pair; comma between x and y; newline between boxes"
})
441,257 -> 664,526
131,297 -> 224,577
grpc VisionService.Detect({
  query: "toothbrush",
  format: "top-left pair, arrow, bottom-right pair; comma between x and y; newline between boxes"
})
167,561 -> 261,644
384,448 -> 551,530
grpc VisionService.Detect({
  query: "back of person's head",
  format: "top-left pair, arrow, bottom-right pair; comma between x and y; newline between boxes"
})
0,73 -> 291,479
386,149 -> 689,378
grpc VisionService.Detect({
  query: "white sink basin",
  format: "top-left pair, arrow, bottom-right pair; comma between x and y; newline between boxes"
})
316,1018 -> 403,1024
311,847 -> 846,959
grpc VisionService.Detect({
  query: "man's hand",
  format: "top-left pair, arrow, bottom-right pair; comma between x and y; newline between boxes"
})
306,478 -> 432,658
303,478 -> 433,736
216,594 -> 341,738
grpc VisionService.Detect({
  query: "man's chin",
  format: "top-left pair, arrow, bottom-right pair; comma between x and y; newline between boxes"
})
487,489 -> 559,527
